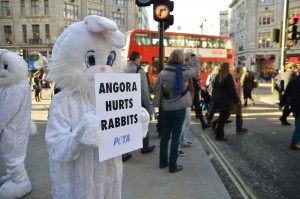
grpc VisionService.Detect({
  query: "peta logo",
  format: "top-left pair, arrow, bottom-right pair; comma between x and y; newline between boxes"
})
113,134 -> 130,146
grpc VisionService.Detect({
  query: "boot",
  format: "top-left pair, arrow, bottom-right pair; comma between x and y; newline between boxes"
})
243,98 -> 248,107
0,165 -> 32,199
236,116 -> 248,133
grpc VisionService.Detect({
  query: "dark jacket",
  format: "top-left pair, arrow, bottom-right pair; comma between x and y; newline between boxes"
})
280,76 -> 300,115
213,74 -> 239,112
241,70 -> 255,90
282,70 -> 296,91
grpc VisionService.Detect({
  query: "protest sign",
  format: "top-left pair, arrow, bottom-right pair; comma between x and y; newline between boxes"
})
94,73 -> 142,162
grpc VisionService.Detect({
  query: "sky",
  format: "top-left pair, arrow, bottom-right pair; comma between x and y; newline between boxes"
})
145,0 -> 232,36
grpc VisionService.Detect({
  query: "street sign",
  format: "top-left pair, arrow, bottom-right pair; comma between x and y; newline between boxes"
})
264,54 -> 271,60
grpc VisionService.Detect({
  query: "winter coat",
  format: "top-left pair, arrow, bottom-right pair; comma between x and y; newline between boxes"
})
280,75 -> 300,115
45,91 -> 122,199
123,61 -> 152,114
282,70 -> 296,91
152,56 -> 199,111
213,74 -> 239,112
241,70 -> 255,90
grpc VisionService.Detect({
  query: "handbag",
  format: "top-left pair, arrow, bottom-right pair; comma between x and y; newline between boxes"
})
253,78 -> 259,88
274,79 -> 284,92
152,84 -> 163,107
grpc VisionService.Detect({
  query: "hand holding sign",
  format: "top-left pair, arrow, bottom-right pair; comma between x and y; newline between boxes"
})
79,111 -> 101,147
140,107 -> 150,138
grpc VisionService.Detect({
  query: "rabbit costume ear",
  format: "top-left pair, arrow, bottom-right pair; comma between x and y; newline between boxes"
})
84,15 -> 125,48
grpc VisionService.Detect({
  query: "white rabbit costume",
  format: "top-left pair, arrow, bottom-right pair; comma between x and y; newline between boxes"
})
45,15 -> 149,199
0,49 -> 32,198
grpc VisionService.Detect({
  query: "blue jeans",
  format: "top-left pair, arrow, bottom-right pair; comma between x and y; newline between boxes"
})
159,109 -> 186,170
291,113 -> 300,144
179,108 -> 191,145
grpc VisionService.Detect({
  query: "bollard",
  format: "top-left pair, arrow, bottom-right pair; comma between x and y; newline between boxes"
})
271,78 -> 274,93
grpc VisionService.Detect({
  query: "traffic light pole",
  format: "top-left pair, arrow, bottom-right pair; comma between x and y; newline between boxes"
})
280,0 -> 289,73
159,21 -> 164,72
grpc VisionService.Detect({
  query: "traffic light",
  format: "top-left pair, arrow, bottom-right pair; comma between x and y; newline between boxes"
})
287,15 -> 300,44
153,0 -> 174,28
271,28 -> 280,43
135,0 -> 153,7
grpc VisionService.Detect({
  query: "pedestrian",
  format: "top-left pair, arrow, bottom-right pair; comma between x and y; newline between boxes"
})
232,66 -> 248,133
193,75 -> 208,129
122,51 -> 155,162
279,64 -> 296,125
178,53 -> 198,156
212,62 -> 239,141
153,49 -> 199,173
241,67 -> 255,107
279,75 -> 300,149
206,66 -> 219,96
33,70 -> 42,102
205,67 -> 220,129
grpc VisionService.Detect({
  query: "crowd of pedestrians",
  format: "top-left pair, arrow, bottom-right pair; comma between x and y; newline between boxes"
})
120,48 -> 300,175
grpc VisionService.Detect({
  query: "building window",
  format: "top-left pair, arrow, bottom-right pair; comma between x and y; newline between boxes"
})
89,9 -> 102,16
4,25 -> 12,44
31,0 -> 38,15
258,0 -> 275,5
21,0 -> 26,15
1,1 -> 10,17
258,32 -> 271,48
23,25 -> 27,43
64,3 -> 78,20
44,0 -> 49,15
111,0 -> 125,6
45,24 -> 50,40
32,25 -> 40,39
258,12 -> 274,26
112,12 -> 125,28
95,0 -> 102,2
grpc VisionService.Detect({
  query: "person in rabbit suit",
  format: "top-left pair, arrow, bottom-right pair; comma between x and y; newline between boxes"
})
45,15 -> 150,199
0,49 -> 32,199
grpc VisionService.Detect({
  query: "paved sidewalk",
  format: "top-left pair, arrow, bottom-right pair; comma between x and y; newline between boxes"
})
0,88 -> 231,199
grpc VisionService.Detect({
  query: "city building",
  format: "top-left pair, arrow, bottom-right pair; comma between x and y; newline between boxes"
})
219,10 -> 229,36
0,0 -> 149,57
226,0 -> 300,77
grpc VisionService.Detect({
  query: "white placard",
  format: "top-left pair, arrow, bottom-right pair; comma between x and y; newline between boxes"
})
94,73 -> 142,162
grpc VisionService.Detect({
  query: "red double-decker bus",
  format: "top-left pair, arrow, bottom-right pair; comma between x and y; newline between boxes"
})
122,29 -> 234,87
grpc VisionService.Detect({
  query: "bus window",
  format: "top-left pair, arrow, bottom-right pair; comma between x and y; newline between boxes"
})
201,62 -> 221,73
207,38 -> 215,48
30,54 -> 39,61
220,39 -> 226,49
224,39 -> 233,49
169,35 -> 184,47
214,39 -> 220,48
200,38 -> 208,48
152,34 -> 168,46
185,36 -> 200,47
133,33 -> 150,45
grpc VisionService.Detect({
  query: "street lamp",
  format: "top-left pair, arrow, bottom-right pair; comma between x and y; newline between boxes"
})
200,19 -> 206,34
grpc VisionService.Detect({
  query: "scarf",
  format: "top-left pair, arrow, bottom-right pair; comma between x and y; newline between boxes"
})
174,64 -> 183,95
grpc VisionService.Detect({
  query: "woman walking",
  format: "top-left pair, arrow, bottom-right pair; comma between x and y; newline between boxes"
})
152,49 -> 199,173
212,62 -> 239,141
